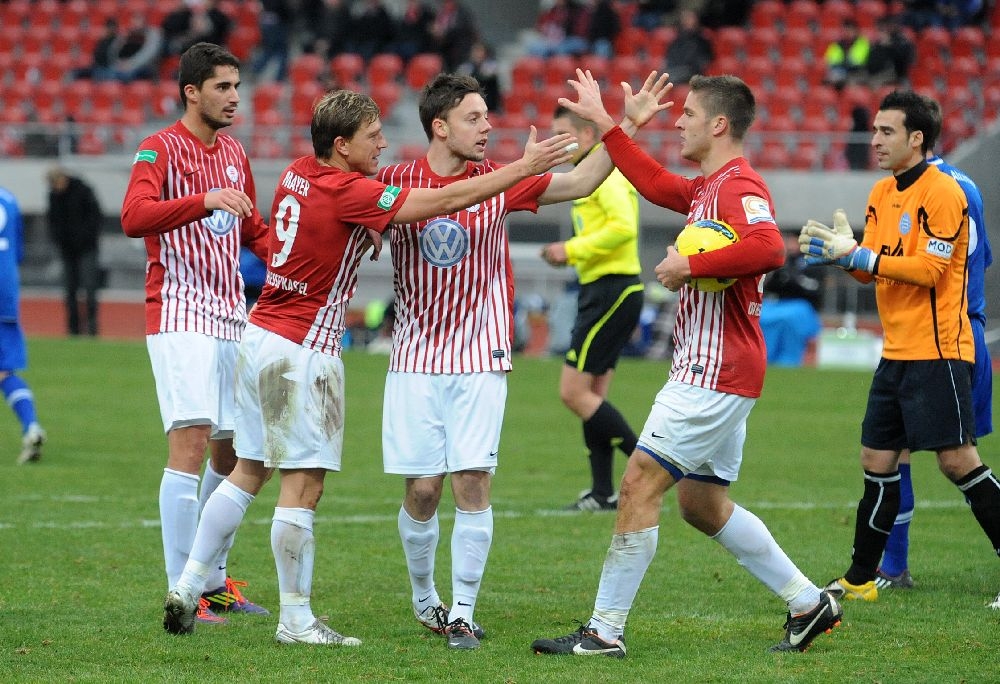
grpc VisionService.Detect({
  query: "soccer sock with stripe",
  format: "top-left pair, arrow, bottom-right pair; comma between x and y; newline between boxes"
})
845,470 -> 900,585
449,507 -> 493,625
174,480 -> 253,598
880,462 -> 913,577
1,374 -> 38,434
272,507 -> 316,632
592,526 -> 658,641
199,462 -> 230,589
584,401 -> 637,498
956,465 -> 1000,556
398,507 -> 441,608
712,504 -> 820,614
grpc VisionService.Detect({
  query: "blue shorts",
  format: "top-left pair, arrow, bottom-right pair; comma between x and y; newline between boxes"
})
971,317 -> 993,438
0,321 -> 27,371
861,358 -> 976,452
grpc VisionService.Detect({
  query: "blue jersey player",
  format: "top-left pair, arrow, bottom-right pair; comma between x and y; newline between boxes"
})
0,186 -> 46,464
877,98 -> 994,601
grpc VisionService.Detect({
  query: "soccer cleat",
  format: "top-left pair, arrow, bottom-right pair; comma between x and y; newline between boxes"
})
163,589 -> 198,634
989,591 -> 1000,610
202,577 -> 270,614
196,597 -> 229,625
444,617 -> 481,650
276,619 -> 362,646
565,490 -> 618,512
415,602 -> 485,639
875,568 -> 915,590
17,423 -> 46,465
769,591 -> 843,653
531,623 -> 588,654
824,577 -> 878,602
571,629 -> 626,657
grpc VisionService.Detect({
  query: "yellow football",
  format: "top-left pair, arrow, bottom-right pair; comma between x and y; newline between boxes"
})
675,219 -> 740,292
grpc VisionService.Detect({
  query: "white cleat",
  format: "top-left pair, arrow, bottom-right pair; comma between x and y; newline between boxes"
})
989,591 -> 1000,610
163,589 -> 198,635
17,423 -> 46,464
276,619 -> 362,646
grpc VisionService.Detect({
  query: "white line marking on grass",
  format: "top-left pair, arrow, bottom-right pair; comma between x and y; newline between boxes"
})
0,499 -> 968,530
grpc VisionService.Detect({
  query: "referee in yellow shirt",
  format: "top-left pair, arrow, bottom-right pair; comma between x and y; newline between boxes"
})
542,106 -> 644,511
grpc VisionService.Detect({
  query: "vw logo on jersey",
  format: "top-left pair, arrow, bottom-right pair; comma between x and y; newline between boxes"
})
899,212 -> 912,236
419,218 -> 469,267
204,187 -> 238,236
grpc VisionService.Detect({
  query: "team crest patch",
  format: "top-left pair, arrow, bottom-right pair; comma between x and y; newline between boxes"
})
899,212 -> 912,235
419,218 -> 469,267
377,185 -> 402,210
226,164 -> 239,183
134,149 -> 157,164
742,195 -> 773,224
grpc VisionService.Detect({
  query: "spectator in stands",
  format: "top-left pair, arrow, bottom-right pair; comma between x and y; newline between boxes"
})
0,185 -> 47,465
632,0 -> 675,30
846,105 -> 873,170
759,235 -> 824,367
162,0 -> 233,58
45,167 -> 103,337
587,0 -> 621,59
937,0 -> 986,28
346,0 -> 396,62
251,0 -> 292,82
527,0 -> 591,58
457,41 -> 501,112
74,18 -> 120,80
430,0 -> 478,71
867,18 -> 915,86
99,13 -> 163,83
310,0 -> 353,59
392,0 -> 437,63
698,0 -> 750,29
823,20 -> 870,89
665,9 -> 713,84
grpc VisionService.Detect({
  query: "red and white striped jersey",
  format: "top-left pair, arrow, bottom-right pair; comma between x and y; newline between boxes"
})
376,158 -> 552,373
666,160 -> 779,398
250,156 -> 410,356
121,122 -> 268,339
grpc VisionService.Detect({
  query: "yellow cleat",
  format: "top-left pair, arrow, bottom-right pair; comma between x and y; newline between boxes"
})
824,577 -> 878,601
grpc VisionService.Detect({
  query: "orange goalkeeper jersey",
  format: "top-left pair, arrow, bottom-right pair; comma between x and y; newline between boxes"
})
858,163 -> 973,361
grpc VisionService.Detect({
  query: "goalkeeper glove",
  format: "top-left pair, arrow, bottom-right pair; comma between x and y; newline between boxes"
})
798,210 -> 878,273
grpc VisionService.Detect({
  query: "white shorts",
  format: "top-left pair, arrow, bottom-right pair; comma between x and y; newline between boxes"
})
147,332 -> 239,437
637,382 -> 755,483
382,371 -> 506,476
234,324 -> 345,471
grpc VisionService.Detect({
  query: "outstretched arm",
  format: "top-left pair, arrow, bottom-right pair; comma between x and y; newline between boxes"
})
392,126 -> 575,224
540,69 -> 674,205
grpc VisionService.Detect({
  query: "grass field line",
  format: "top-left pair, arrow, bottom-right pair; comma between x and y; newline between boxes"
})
0,497 -> 968,530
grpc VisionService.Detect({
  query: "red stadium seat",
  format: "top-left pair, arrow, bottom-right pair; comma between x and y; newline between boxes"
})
291,81 -> 325,125
789,141 -> 822,170
371,82 -> 402,117
368,53 -> 403,87
646,26 -> 676,62
745,27 -> 780,60
854,0 -> 887,30
252,82 -> 287,119
26,0 -> 60,29
289,53 -> 326,86
749,0 -> 784,31
785,0 -> 819,31
76,131 -> 107,155
331,53 -> 365,87
772,55 -> 808,90
755,140 -> 791,169
543,55 -> 577,89
405,53 -> 443,91
510,55 -> 544,91
153,81 -> 181,118
0,0 -> 31,29
950,27 -> 985,63
613,26 -> 646,58
63,79 -> 94,118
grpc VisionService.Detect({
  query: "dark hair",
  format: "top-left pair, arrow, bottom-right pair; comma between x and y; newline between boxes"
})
311,90 -> 381,158
418,73 -> 484,141
177,42 -> 240,108
919,94 -> 943,153
879,90 -> 937,153
688,74 -> 756,140
552,104 -> 599,134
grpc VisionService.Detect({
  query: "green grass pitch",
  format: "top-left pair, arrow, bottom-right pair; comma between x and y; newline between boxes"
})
1,337 -> 997,682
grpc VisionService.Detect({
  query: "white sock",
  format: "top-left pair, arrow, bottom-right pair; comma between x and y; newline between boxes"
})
199,462 -> 226,513
398,507 -> 440,609
272,507 -> 316,632
591,526 -> 658,641
193,480 -> 254,593
448,507 -> 493,625
160,468 -> 200,589
712,504 -> 820,614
